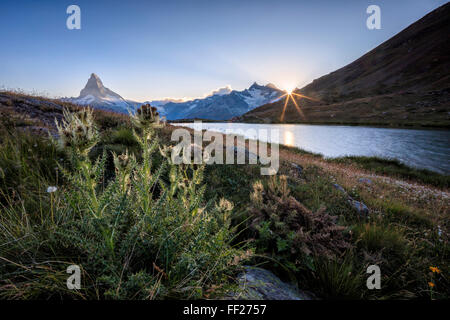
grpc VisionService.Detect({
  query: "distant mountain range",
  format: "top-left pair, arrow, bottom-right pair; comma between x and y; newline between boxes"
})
240,3 -> 450,127
66,74 -> 285,120
160,82 -> 285,120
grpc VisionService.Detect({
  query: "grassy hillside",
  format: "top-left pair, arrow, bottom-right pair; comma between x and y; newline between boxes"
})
0,93 -> 448,299
240,3 -> 450,127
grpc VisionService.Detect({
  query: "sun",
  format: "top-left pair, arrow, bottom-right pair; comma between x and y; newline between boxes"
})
283,85 -> 296,94
265,82 -> 320,122
269,86 -> 320,122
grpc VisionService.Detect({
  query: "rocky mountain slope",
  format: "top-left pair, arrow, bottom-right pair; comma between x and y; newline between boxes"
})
66,73 -> 140,113
240,3 -> 450,127
0,91 -> 128,135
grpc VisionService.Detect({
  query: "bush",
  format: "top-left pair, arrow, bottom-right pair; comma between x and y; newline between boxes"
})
0,107 -> 244,299
248,175 -> 353,271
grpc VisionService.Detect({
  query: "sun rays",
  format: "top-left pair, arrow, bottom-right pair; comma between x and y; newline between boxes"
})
272,90 -> 318,122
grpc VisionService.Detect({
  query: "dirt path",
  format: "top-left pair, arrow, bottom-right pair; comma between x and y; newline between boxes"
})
278,148 -> 449,200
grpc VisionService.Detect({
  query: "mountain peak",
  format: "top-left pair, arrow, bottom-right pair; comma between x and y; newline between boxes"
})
265,83 -> 279,90
80,73 -> 106,97
89,73 -> 102,83
69,73 -> 132,112
249,82 -> 262,90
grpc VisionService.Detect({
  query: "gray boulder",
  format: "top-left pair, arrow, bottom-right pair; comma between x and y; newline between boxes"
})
348,199 -> 369,217
291,162 -> 303,176
233,267 -> 313,300
333,183 -> 347,194
333,183 -> 370,217
358,178 -> 373,185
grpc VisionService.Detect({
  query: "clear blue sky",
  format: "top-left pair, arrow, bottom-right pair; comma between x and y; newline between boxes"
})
0,0 -> 446,101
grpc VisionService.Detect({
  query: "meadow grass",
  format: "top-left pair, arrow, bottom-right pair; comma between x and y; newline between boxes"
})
0,105 -> 448,300
331,156 -> 449,188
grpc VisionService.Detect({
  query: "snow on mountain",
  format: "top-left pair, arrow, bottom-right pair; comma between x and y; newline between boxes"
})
161,82 -> 285,120
66,74 -> 285,120
66,73 -> 137,113
149,98 -> 185,107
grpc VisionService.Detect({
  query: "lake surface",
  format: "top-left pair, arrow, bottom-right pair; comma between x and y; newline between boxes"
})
173,123 -> 450,174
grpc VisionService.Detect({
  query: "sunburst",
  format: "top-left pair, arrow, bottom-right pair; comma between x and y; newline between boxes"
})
269,89 -> 318,122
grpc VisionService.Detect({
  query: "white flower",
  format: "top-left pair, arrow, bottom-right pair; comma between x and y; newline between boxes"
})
47,186 -> 57,193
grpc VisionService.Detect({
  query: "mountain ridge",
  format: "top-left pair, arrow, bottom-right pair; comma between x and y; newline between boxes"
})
67,74 -> 285,120
160,82 -> 285,120
239,3 -> 450,127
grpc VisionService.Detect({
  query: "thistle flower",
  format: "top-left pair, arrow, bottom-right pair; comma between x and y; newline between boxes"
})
114,151 -> 130,171
113,150 -> 134,193
55,108 -> 99,156
250,181 -> 264,206
218,198 -> 234,212
253,181 -> 264,193
130,104 -> 163,129
268,175 -> 289,198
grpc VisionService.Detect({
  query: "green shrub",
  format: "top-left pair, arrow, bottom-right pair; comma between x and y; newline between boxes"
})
0,107 -> 244,299
248,175 -> 353,274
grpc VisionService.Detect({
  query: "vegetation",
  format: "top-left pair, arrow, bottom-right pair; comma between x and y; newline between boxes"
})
0,106 -> 245,299
226,161 -> 448,299
0,97 -> 448,300
331,156 -> 450,188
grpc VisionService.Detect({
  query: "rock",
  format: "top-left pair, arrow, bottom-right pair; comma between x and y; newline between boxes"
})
333,183 -> 347,194
233,267 -> 313,300
358,178 -> 373,185
348,199 -> 369,217
332,183 -> 370,217
291,162 -> 303,176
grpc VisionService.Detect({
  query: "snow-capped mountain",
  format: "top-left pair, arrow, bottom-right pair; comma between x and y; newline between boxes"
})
67,74 -> 285,120
66,73 -> 140,113
160,82 -> 285,120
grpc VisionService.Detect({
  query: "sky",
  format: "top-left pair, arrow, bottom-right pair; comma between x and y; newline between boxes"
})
0,0 -> 447,101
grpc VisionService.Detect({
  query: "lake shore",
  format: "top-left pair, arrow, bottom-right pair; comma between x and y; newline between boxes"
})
170,119 -> 450,130
170,122 -> 450,175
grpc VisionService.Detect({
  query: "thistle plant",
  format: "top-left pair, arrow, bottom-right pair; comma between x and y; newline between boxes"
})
39,105 -> 243,298
112,149 -> 135,194
130,104 -> 163,149
55,107 -> 99,158
54,107 -> 104,216
0,103 -> 244,299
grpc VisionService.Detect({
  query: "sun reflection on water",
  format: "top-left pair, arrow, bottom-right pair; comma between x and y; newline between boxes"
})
283,130 -> 294,146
